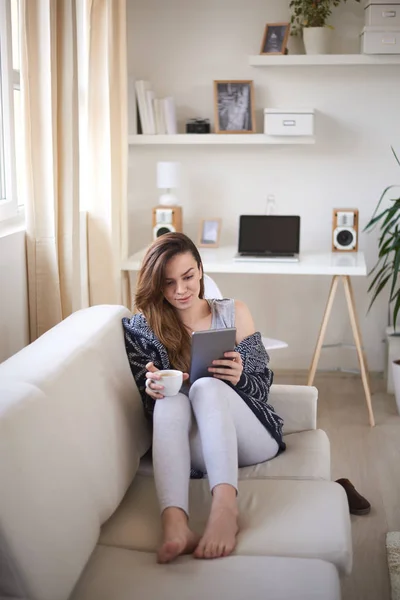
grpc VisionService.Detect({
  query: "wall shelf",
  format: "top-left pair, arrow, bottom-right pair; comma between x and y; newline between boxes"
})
249,54 -> 400,67
128,134 -> 316,145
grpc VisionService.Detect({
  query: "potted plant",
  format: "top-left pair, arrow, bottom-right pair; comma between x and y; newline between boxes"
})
364,147 -> 400,413
289,0 -> 361,55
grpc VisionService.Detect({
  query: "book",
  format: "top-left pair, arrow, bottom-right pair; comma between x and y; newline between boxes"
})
135,80 -> 152,134
128,77 -> 137,134
154,99 -> 166,134
163,97 -> 177,135
146,90 -> 156,135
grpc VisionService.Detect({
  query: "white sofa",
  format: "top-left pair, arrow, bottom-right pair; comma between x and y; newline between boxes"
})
0,305 -> 352,600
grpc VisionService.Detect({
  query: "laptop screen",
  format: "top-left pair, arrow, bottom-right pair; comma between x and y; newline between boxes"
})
238,215 -> 300,255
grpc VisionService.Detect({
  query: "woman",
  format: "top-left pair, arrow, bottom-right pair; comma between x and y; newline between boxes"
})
122,232 -> 285,564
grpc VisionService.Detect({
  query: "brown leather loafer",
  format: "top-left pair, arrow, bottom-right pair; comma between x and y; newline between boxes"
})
335,478 -> 371,515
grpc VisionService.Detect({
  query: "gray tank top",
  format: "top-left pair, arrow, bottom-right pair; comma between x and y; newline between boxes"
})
207,298 -> 235,329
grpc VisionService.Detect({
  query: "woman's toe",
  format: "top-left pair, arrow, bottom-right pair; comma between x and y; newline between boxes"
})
211,543 -> 220,558
194,542 -> 205,558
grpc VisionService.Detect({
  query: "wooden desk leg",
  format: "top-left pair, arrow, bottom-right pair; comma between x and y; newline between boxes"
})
342,275 -> 375,427
346,274 -> 372,390
307,275 -> 340,387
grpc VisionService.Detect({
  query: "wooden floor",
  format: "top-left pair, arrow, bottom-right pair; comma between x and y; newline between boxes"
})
274,370 -> 400,600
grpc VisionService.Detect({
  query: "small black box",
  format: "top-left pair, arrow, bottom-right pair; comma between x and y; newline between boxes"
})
186,118 -> 211,134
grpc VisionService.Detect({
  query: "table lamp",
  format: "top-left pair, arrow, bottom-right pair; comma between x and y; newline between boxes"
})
157,161 -> 180,206
152,161 -> 183,239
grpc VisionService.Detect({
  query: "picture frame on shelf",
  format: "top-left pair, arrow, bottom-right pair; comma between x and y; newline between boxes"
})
214,80 -> 256,134
260,23 -> 290,55
198,219 -> 222,248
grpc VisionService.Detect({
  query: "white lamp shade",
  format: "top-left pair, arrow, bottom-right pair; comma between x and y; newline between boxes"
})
157,162 -> 180,189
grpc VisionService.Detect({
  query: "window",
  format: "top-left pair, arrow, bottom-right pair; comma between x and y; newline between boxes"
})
0,0 -> 20,222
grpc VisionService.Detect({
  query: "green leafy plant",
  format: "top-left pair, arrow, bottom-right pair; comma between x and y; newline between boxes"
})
289,0 -> 361,36
364,147 -> 400,329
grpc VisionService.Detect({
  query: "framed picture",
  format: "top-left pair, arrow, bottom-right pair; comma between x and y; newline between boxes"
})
260,23 -> 290,55
214,80 -> 256,134
198,219 -> 221,248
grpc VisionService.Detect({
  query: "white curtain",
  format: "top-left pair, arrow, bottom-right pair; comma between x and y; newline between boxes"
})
20,0 -> 127,340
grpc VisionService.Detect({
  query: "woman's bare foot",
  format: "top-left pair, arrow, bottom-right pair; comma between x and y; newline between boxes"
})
158,507 -> 200,564
194,484 -> 239,559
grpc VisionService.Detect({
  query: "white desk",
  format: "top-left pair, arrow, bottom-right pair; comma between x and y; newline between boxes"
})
122,247 -> 374,426
122,246 -> 367,276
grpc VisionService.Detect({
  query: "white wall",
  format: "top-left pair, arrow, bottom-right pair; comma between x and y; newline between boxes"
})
0,229 -> 29,362
126,0 -> 400,371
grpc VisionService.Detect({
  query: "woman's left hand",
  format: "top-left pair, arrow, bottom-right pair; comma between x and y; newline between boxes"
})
208,351 -> 243,386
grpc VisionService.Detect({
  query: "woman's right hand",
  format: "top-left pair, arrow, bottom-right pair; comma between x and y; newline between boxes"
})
145,362 -> 190,400
145,362 -> 165,400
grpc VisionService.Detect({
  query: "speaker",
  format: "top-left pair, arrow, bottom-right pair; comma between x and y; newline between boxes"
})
152,206 -> 183,240
332,209 -> 358,252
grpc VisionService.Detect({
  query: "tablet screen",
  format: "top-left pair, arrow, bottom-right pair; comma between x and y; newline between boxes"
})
190,328 -> 236,383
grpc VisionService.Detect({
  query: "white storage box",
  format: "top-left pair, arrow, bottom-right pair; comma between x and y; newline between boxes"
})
361,26 -> 400,53
365,3 -> 400,27
264,109 -> 315,136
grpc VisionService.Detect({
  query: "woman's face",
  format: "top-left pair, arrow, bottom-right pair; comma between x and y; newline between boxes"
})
163,251 -> 202,311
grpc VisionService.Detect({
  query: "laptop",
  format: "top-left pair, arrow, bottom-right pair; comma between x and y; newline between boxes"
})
235,215 -> 300,262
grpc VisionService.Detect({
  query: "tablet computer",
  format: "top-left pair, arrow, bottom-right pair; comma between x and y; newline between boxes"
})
190,328 -> 237,383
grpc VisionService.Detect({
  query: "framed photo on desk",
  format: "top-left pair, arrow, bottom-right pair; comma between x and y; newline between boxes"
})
198,219 -> 221,248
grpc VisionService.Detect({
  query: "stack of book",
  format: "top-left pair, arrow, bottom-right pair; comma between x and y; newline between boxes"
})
135,80 -> 178,135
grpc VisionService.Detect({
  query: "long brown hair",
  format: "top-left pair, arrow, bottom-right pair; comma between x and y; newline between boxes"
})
134,232 -> 205,372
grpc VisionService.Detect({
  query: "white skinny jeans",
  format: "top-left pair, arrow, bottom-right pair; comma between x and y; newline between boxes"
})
152,377 -> 279,514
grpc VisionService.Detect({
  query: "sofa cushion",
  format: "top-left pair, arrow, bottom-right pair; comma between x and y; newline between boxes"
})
138,429 -> 330,481
269,384 -> 318,434
0,305 -> 150,461
71,546 -> 341,600
239,429 -> 330,480
99,475 -> 352,575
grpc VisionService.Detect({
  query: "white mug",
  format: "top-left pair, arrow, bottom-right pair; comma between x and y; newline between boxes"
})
147,369 -> 183,396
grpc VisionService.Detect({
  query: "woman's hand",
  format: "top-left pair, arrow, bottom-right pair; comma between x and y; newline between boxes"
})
208,352 -> 243,386
145,362 -> 189,400
145,362 -> 164,400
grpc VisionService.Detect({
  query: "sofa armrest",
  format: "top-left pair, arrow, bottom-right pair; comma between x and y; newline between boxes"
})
268,384 -> 318,434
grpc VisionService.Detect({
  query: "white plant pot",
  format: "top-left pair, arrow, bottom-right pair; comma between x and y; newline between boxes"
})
303,27 -> 332,55
391,359 -> 400,415
385,328 -> 400,393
